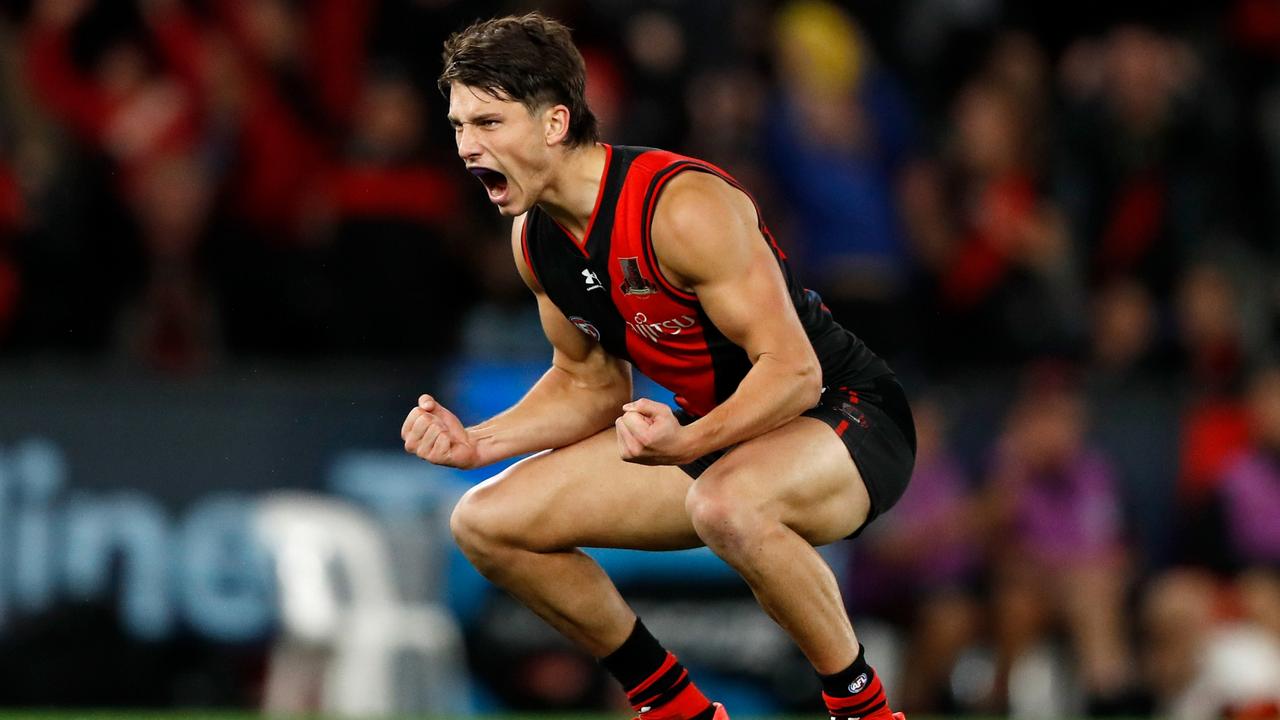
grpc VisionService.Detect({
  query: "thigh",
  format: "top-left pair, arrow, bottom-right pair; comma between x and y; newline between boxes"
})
458,426 -> 703,552
694,416 -> 874,546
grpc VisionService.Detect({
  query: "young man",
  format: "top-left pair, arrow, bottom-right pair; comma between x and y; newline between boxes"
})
402,12 -> 916,720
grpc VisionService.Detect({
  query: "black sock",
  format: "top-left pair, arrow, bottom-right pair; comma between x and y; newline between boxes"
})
600,618 -> 669,689
601,619 -> 715,719
820,644 -> 892,719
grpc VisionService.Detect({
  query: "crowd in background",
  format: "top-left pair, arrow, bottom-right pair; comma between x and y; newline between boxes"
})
0,0 -> 1278,716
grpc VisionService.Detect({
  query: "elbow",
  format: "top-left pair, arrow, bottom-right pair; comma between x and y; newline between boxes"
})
795,359 -> 823,410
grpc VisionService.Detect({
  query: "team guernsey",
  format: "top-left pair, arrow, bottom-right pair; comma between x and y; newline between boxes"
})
521,144 -> 892,418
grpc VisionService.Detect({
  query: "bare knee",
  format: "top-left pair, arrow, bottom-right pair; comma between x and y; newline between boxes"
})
685,476 -> 776,557
450,482 -> 522,572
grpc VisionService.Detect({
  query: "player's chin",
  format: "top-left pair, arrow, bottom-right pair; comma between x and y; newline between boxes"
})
495,196 -> 532,217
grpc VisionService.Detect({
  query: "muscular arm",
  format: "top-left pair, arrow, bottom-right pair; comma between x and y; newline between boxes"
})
645,172 -> 822,461
462,215 -> 632,466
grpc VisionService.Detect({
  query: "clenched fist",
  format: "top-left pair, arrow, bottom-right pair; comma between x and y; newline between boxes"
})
401,394 -> 479,469
614,398 -> 694,466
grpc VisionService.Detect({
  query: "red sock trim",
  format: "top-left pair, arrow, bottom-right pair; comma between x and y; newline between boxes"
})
626,652 -> 678,702
624,651 -> 712,719
823,671 -> 892,719
636,679 -> 712,720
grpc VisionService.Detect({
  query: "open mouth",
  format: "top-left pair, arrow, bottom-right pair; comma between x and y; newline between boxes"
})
469,167 -> 509,204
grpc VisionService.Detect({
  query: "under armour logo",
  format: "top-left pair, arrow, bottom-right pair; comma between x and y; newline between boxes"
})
582,268 -> 604,291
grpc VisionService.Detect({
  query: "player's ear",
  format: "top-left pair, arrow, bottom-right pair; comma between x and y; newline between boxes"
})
544,104 -> 571,146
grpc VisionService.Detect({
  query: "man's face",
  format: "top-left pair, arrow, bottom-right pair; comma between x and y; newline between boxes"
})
447,81 -> 550,216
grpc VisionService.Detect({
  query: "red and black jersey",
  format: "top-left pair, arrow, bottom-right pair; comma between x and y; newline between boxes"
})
521,145 -> 892,417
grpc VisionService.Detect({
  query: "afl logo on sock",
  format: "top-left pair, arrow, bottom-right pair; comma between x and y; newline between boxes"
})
848,672 -> 869,694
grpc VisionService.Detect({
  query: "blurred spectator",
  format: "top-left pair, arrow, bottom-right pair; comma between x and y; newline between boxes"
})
614,9 -> 685,148
682,66 -> 768,181
0,13 -> 51,350
1085,278 -> 1183,571
1088,278 -> 1169,383
1223,0 -> 1280,254
111,151 -> 222,373
764,0 -> 921,358
212,0 -> 371,239
1218,368 -> 1280,587
1173,262 -> 1257,544
1173,261 -> 1264,395
905,64 -> 1083,370
0,153 -> 23,344
1054,23 -> 1212,300
1142,571 -> 1280,720
979,368 -> 1137,713
314,65 -> 476,356
845,396 -> 984,713
23,0 -> 207,196
1175,365 -> 1280,580
1144,364 -> 1280,718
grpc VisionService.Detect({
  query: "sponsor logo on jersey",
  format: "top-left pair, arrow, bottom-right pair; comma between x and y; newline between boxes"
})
582,268 -> 605,292
618,257 -> 658,296
569,315 -> 600,340
627,312 -> 695,342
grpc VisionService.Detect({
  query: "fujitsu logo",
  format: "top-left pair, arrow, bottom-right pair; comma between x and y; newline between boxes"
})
627,312 -> 695,342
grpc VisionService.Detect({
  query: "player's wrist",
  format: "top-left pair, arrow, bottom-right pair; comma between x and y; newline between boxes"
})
674,420 -> 714,464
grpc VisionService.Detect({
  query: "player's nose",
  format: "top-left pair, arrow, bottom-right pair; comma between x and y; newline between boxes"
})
456,125 -> 482,161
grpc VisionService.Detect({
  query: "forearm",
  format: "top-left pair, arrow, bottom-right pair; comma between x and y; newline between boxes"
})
466,363 -> 630,466
680,354 -> 821,461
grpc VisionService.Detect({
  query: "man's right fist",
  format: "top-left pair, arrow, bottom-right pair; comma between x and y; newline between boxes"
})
400,394 -> 479,469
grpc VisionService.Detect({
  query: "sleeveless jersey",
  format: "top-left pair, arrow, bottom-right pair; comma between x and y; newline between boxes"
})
521,144 -> 892,417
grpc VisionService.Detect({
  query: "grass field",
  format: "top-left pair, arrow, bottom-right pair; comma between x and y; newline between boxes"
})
0,712 -> 870,717
0,715 -> 1057,720
0,715 -> 1142,720
0,714 -> 917,720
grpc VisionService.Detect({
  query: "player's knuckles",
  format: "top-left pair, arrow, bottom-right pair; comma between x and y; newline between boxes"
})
431,433 -> 451,456
409,416 -> 428,436
621,412 -> 647,434
401,409 -> 422,436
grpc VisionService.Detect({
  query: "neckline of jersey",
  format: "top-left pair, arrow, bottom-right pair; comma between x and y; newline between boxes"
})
550,142 -> 613,256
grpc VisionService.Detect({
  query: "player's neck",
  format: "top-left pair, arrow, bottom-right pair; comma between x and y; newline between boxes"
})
537,142 -> 607,241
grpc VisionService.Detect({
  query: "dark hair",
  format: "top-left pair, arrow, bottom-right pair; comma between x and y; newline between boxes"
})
439,12 -> 599,147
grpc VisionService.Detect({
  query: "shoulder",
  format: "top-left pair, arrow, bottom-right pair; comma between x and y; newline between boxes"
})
648,169 -> 763,286
651,170 -> 755,244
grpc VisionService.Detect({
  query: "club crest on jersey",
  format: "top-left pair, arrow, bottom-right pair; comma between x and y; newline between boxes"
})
569,315 -> 600,340
617,257 -> 658,296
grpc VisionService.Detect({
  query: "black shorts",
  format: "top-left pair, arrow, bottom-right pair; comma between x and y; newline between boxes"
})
676,374 -> 916,537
